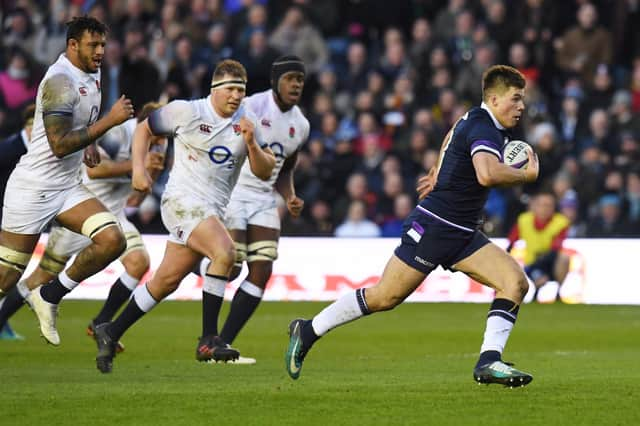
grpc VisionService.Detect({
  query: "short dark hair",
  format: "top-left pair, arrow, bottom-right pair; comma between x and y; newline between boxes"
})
482,65 -> 526,100
66,16 -> 109,44
212,59 -> 247,82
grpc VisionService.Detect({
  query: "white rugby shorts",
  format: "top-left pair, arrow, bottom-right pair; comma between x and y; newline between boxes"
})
2,178 -> 95,234
224,195 -> 279,231
161,194 -> 224,245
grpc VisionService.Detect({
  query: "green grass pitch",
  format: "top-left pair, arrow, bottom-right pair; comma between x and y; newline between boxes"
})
1,301 -> 639,425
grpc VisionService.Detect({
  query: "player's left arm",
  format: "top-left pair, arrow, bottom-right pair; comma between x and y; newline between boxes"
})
275,151 -> 304,217
472,148 -> 538,187
239,116 -> 276,180
86,146 -> 132,178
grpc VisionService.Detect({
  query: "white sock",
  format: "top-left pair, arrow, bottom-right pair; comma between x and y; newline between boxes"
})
119,271 -> 140,291
312,289 -> 368,336
58,270 -> 80,291
480,316 -> 514,353
239,280 -> 263,298
132,284 -> 158,312
203,274 -> 226,297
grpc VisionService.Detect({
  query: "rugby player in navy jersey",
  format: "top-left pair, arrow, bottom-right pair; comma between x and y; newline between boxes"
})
285,65 -> 539,387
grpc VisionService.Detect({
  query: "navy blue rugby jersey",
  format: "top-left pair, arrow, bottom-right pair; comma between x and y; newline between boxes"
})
419,105 -> 510,231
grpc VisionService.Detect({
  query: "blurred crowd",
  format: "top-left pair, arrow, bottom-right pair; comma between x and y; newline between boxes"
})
2,0 -> 640,238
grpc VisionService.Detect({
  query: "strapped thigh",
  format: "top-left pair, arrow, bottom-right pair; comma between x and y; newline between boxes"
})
247,240 -> 278,263
39,249 -> 70,274
234,241 -> 248,267
120,231 -> 146,259
0,245 -> 32,273
80,212 -> 120,239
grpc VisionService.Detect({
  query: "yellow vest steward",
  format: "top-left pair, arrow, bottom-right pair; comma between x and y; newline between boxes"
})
517,212 -> 570,265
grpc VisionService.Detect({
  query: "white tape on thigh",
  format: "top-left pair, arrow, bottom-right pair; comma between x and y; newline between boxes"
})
81,212 -> 120,239
247,240 -> 278,262
120,231 -> 145,258
234,241 -> 247,265
39,249 -> 70,274
0,245 -> 31,273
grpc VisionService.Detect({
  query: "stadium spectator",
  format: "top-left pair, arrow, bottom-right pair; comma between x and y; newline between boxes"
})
334,199 -> 381,238
0,48 -> 42,136
507,191 -> 571,303
554,2 -> 612,86
268,6 -> 328,75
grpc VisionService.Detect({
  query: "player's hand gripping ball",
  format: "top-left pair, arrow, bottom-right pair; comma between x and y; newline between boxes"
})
502,140 -> 533,169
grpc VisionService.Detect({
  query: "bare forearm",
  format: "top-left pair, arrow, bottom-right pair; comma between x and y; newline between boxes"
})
480,165 -> 529,187
275,170 -> 295,199
132,120 -> 153,174
247,143 -> 276,180
86,159 -> 132,179
46,115 -> 116,158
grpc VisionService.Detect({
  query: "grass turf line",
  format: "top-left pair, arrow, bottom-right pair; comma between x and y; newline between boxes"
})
1,301 -> 639,425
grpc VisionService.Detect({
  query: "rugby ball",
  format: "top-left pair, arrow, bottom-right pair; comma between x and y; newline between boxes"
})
502,140 -> 532,169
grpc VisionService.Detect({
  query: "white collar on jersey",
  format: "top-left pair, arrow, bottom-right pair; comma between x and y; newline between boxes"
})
480,102 -> 506,130
58,53 -> 100,81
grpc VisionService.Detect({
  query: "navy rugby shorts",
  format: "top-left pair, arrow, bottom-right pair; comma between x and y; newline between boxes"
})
394,208 -> 490,274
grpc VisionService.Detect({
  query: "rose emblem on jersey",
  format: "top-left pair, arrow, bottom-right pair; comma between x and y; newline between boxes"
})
289,126 -> 295,138
95,80 -> 101,91
233,124 -> 241,135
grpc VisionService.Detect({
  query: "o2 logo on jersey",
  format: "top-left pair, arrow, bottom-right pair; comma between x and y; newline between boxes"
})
208,145 -> 235,169
88,105 -> 99,126
268,142 -> 285,160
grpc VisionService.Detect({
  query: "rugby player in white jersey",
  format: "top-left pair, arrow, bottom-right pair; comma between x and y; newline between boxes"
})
0,16 -> 134,345
0,103 -> 165,352
93,59 -> 276,373
196,56 -> 309,364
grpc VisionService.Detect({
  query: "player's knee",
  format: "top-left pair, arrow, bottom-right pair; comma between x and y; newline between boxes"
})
122,249 -> 150,279
98,227 -> 127,258
364,287 -> 402,312
247,240 -> 278,263
213,243 -> 236,271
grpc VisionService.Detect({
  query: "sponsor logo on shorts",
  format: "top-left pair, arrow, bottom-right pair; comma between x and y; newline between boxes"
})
414,256 -> 434,268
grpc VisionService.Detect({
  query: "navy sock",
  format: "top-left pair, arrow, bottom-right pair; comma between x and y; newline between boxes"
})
108,299 -> 146,341
0,286 -> 26,329
39,278 -> 70,304
220,288 -> 261,344
301,320 -> 320,352
93,279 -> 133,324
202,292 -> 223,337
476,350 -> 502,368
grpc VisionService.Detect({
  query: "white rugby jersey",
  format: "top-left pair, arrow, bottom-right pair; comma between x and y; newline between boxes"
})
148,96 -> 256,206
232,90 -> 309,199
12,54 -> 101,189
82,118 -> 137,214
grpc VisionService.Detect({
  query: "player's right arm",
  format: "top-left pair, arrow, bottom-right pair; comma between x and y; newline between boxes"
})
472,148 -> 538,187
131,101 -> 185,192
42,74 -> 133,158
